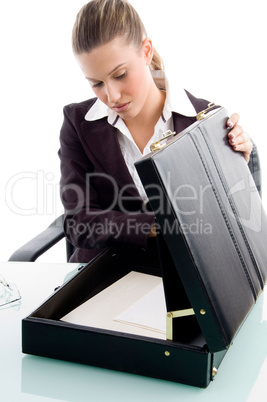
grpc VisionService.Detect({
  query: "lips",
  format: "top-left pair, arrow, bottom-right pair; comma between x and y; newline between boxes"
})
112,102 -> 130,113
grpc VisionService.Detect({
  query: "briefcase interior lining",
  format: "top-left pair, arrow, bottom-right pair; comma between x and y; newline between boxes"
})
27,246 -> 205,346
22,246 -> 222,388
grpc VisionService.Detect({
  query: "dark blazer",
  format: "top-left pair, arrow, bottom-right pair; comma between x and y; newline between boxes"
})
58,92 -> 261,262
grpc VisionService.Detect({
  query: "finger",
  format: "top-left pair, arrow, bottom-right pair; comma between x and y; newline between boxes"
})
227,113 -> 240,129
231,139 -> 252,151
228,124 -> 243,141
234,133 -> 250,146
232,146 -> 251,163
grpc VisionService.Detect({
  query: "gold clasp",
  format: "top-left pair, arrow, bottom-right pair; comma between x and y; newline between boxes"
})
150,130 -> 176,152
196,103 -> 217,121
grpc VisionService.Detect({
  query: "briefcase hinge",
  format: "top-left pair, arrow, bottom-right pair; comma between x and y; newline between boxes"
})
166,308 -> 195,341
196,102 -> 218,120
150,130 -> 176,152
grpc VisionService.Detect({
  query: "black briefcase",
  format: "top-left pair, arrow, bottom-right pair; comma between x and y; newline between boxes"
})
22,106 -> 267,388
135,105 -> 267,348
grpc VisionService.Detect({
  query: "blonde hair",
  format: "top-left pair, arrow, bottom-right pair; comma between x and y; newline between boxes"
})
72,0 -> 164,70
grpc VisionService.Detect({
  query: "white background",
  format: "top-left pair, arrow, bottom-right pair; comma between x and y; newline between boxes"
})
1,0 -> 266,262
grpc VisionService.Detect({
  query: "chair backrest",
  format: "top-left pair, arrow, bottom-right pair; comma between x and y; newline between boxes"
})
66,238 -> 75,262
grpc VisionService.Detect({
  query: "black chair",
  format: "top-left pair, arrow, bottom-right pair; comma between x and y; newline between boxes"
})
8,214 -> 74,262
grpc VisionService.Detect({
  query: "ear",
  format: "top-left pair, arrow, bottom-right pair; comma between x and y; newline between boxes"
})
142,37 -> 153,66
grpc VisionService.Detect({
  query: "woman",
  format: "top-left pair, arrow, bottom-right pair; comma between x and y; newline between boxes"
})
59,0 -> 255,263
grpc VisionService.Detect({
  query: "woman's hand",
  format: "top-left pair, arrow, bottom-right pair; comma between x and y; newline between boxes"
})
227,113 -> 253,163
149,224 -> 157,238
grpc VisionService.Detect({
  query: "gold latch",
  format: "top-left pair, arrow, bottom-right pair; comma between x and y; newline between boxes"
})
166,308 -> 195,341
196,102 -> 217,120
150,130 -> 176,152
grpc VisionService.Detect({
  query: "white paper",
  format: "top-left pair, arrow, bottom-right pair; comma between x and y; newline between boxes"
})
114,284 -> 166,334
61,271 -> 166,339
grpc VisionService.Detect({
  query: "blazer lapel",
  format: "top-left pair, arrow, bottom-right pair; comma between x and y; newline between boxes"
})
172,112 -> 196,135
81,119 -> 140,198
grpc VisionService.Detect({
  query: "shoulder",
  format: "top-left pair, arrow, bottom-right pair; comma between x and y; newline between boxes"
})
63,97 -> 98,122
60,98 -> 100,143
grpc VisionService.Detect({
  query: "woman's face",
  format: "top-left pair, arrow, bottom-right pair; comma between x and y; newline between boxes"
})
76,37 -> 154,121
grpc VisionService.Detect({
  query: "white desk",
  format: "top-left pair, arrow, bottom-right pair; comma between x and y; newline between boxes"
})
1,262 -> 267,402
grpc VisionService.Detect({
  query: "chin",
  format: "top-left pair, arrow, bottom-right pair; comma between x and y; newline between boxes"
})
120,107 -> 141,121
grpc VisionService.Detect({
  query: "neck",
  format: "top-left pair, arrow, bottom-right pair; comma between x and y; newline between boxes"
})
124,74 -> 166,152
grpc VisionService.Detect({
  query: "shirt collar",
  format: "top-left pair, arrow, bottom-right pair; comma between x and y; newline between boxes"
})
84,70 -> 196,123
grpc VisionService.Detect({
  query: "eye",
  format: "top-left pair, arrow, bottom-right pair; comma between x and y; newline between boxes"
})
114,72 -> 127,80
92,81 -> 104,88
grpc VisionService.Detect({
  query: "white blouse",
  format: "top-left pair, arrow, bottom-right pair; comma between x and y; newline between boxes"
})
85,70 -> 196,202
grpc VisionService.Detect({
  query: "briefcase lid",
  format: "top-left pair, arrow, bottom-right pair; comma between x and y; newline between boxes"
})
135,107 -> 267,352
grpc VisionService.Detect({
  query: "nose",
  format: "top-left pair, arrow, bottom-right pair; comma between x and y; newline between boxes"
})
105,83 -> 120,104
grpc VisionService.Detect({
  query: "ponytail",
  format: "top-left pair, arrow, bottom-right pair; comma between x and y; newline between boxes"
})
150,48 -> 164,71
